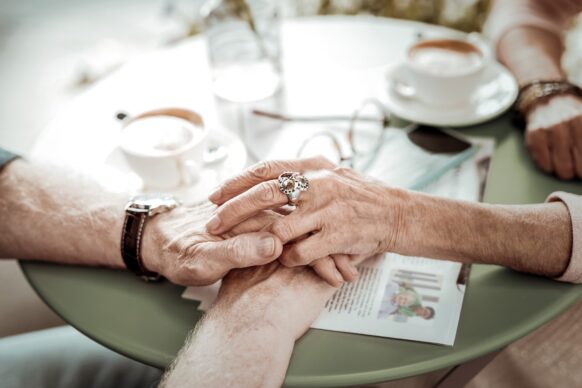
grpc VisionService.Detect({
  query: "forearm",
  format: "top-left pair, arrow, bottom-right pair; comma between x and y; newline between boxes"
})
161,310 -> 294,387
497,26 -> 565,85
395,190 -> 571,277
161,264 -> 337,387
0,160 -> 125,267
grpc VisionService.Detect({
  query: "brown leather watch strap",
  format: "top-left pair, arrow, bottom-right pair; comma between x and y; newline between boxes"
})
121,211 -> 161,281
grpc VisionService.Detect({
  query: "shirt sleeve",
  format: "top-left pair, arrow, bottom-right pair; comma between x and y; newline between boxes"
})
484,0 -> 582,50
547,191 -> 582,283
0,148 -> 19,171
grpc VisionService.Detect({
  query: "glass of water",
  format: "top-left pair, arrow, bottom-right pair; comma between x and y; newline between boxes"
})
201,0 -> 282,103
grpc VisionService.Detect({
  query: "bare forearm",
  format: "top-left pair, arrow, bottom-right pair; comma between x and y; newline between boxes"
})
0,160 -> 125,267
396,191 -> 571,277
161,312 -> 294,388
498,26 -> 564,85
161,264 -> 337,387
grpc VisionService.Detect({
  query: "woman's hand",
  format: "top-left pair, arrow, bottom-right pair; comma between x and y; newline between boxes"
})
525,94 -> 582,179
206,158 -> 407,285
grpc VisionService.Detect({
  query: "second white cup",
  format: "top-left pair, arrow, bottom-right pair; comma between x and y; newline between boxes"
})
400,38 -> 486,107
119,108 -> 208,190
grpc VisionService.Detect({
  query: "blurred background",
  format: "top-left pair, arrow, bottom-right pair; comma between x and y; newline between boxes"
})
0,0 -> 581,386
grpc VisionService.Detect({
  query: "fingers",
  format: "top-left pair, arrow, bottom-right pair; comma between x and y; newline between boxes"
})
175,232 -> 282,286
527,122 -> 579,179
268,211 -> 321,244
210,232 -> 282,268
311,257 -> 344,287
526,128 -> 552,173
209,156 -> 335,205
279,233 -> 332,267
549,123 -> 575,180
227,211 -> 282,236
571,117 -> 582,178
207,180 -> 289,234
332,254 -> 359,282
311,255 -> 359,287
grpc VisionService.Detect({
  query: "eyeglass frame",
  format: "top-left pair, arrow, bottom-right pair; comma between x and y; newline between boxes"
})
295,98 -> 392,170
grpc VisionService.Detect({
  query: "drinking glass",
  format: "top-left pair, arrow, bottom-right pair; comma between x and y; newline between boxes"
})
201,0 -> 282,103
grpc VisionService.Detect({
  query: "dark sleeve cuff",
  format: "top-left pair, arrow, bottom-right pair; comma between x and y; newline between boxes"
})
0,148 -> 20,171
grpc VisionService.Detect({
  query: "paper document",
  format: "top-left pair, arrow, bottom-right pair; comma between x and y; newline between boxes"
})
182,132 -> 494,346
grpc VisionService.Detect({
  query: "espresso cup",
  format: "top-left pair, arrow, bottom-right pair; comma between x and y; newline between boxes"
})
119,108 -> 208,189
399,38 -> 486,107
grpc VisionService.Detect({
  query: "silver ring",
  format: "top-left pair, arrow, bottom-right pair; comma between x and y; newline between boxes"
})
278,172 -> 309,206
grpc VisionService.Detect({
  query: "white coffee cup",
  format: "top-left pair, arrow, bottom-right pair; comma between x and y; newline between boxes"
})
119,108 -> 207,189
398,38 -> 486,107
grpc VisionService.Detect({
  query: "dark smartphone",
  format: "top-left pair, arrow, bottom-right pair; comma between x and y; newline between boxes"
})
407,124 -> 472,154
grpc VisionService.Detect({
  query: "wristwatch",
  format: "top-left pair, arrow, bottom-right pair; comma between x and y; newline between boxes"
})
121,194 -> 181,282
516,80 -> 582,117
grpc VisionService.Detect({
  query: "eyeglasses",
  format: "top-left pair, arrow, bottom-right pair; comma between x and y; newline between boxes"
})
253,98 -> 397,172
253,99 -> 478,190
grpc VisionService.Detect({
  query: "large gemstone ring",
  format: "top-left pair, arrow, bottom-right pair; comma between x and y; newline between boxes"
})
278,172 -> 309,206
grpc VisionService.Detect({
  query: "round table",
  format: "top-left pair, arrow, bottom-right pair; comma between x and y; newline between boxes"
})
21,16 -> 582,387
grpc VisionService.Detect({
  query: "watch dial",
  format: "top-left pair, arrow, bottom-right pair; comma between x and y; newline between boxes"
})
131,194 -> 177,209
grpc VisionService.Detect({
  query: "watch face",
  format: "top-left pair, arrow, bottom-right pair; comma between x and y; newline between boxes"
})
129,194 -> 179,212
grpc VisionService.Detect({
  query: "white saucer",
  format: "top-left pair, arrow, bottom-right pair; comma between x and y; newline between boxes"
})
97,127 -> 247,205
383,61 -> 518,127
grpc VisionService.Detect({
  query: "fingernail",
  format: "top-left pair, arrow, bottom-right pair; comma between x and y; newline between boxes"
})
208,188 -> 221,203
335,269 -> 344,284
350,266 -> 359,278
259,236 -> 275,257
206,215 -> 221,232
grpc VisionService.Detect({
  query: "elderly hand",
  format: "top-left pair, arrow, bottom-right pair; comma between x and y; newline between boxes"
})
161,252 -> 377,388
140,202 -> 283,286
206,158 -> 406,285
525,94 -> 582,179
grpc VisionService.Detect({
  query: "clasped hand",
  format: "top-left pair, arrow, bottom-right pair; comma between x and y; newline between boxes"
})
206,157 -> 405,286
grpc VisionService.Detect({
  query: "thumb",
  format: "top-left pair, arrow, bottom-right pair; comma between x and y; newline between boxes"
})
204,232 -> 283,269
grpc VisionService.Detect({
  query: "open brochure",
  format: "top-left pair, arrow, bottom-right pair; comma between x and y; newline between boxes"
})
182,129 -> 494,346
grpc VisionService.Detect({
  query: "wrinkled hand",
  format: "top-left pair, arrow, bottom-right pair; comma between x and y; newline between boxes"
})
526,94 -> 582,179
140,202 -> 283,286
216,252 -> 376,341
207,158 -> 404,285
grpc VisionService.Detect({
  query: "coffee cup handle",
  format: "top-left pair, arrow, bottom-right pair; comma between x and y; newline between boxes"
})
389,64 -> 416,100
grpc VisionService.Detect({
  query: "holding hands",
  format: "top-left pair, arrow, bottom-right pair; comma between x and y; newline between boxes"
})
206,157 -> 405,286
141,204 -> 283,286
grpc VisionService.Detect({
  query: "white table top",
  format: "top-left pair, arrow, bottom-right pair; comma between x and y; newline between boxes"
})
31,16 -> 470,171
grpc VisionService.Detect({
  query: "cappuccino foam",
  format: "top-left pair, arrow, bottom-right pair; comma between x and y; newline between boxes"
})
410,45 -> 482,76
121,116 -> 202,156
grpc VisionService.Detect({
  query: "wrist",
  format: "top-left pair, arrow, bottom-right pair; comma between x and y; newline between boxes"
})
100,197 -> 128,268
139,206 -> 180,275
211,289 -> 299,344
518,81 -> 582,119
217,265 -> 335,340
379,186 -> 413,254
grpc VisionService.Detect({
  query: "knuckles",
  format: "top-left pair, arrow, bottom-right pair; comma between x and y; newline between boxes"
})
250,160 -> 276,180
311,155 -> 335,169
280,245 -> 311,267
270,220 -> 295,242
257,181 -> 279,203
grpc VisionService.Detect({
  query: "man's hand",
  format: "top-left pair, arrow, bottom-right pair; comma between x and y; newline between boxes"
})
161,255 -> 373,388
141,204 -> 283,286
525,95 -> 582,180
